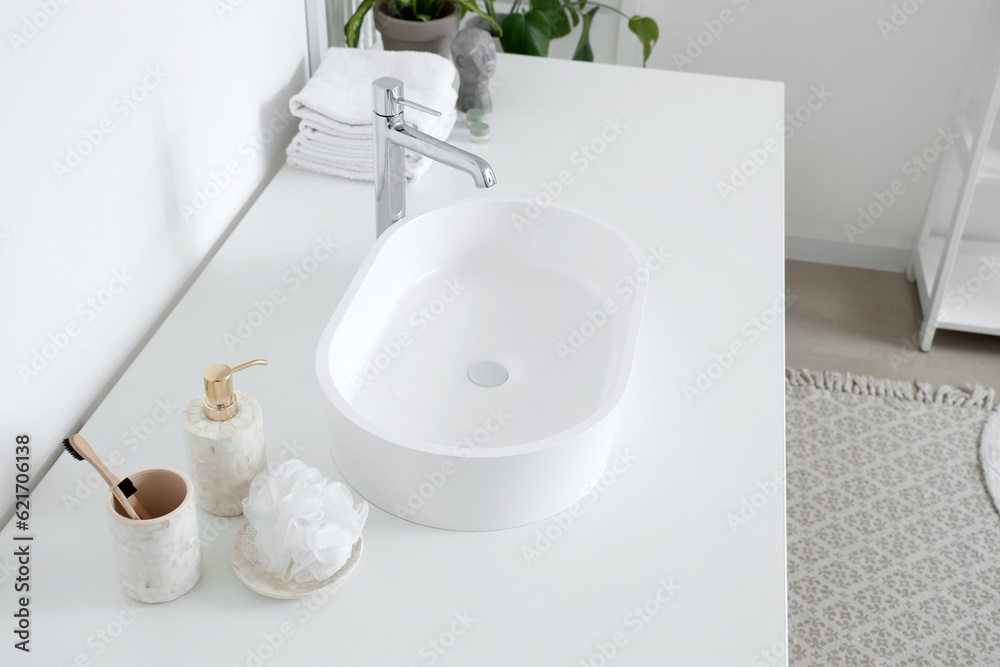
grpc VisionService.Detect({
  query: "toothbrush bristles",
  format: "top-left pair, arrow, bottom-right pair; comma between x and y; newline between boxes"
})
118,477 -> 137,498
62,438 -> 84,461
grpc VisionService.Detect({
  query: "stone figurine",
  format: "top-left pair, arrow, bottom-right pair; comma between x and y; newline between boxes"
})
451,27 -> 496,113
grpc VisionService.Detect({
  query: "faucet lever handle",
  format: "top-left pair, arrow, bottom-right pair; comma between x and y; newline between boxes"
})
372,77 -> 442,117
397,97 -> 442,117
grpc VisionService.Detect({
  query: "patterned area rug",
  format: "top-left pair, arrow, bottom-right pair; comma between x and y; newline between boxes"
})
786,368 -> 999,666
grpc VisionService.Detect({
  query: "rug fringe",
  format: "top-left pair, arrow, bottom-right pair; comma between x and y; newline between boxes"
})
786,368 -> 995,411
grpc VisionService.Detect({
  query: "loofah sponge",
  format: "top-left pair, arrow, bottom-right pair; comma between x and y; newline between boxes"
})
241,459 -> 368,583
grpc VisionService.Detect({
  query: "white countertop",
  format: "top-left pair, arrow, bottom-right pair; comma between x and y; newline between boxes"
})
4,54 -> 785,666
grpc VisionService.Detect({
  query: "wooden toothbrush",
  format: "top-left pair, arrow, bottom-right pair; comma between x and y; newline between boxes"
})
63,434 -> 153,520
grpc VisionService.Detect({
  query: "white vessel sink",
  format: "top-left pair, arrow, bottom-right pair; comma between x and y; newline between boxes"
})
315,199 -> 647,530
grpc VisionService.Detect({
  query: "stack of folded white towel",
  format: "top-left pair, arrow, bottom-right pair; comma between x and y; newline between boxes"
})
286,47 -> 458,183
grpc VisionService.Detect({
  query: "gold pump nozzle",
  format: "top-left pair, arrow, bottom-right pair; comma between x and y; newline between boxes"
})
202,359 -> 267,421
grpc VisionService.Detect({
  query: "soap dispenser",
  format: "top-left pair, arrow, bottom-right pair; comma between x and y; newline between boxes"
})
181,359 -> 268,516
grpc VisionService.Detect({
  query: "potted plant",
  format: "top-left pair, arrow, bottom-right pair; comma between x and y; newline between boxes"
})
345,0 -> 502,58
346,0 -> 658,67
486,0 -> 658,66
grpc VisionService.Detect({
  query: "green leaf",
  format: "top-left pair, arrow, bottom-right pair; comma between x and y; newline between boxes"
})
572,7 -> 597,62
389,0 -> 408,18
452,0 -> 503,35
500,10 -> 551,57
530,0 -> 572,39
566,4 -> 579,27
549,11 -> 572,38
385,0 -> 457,21
628,16 -> 659,67
344,0 -> 381,48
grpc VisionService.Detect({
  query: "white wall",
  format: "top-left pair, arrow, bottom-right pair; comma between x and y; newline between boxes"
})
619,0 -> 992,269
1,1 -> 308,523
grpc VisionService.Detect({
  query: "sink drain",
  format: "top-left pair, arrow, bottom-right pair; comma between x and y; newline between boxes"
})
467,361 -> 508,387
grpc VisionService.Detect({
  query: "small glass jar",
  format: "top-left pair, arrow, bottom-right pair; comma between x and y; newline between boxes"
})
470,122 -> 490,144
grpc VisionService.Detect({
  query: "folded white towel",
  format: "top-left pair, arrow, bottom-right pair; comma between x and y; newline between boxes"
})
286,152 -> 433,183
299,120 -> 370,148
286,132 -> 430,182
289,47 -> 458,127
293,104 -> 457,142
285,47 -> 459,183
298,106 -> 458,146
287,132 -> 423,167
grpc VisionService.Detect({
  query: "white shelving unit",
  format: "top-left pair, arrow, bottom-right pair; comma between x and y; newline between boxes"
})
914,236 -> 1000,335
907,6 -> 1000,350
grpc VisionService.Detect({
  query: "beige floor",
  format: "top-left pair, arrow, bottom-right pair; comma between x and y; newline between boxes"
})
786,260 -> 1000,390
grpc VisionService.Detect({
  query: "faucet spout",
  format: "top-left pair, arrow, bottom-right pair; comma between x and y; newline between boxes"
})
386,122 -> 497,189
372,77 -> 497,238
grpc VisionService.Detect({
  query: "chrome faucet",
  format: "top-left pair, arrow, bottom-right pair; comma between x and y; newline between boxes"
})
372,77 -> 497,237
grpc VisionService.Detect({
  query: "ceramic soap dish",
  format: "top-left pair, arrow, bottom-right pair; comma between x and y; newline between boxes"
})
230,521 -> 363,599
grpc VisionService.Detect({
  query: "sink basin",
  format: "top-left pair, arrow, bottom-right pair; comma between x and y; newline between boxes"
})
315,198 -> 647,530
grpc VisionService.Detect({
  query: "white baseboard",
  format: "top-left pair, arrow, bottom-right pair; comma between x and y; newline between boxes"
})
785,233 -> 911,273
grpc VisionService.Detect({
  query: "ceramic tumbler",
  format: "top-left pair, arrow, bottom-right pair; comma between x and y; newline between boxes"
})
105,467 -> 202,603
